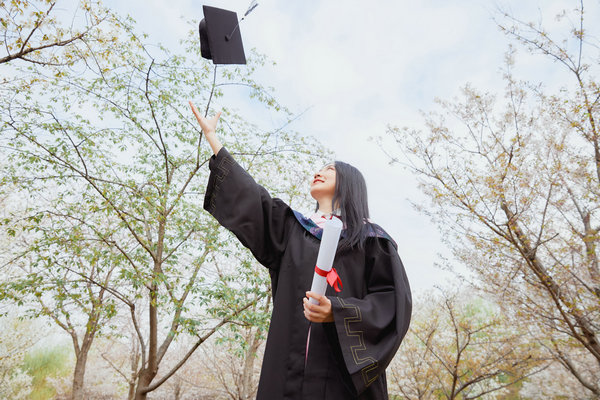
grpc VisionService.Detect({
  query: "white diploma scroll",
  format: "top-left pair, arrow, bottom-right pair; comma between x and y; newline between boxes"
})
308,217 -> 343,305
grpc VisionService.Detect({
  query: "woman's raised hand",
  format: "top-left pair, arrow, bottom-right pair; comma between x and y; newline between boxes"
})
189,101 -> 221,135
189,101 -> 223,155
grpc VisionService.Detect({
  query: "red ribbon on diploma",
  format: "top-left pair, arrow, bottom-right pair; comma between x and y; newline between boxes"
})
314,265 -> 343,292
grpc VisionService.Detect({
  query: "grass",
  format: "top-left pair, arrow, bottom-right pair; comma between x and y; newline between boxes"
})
23,345 -> 71,400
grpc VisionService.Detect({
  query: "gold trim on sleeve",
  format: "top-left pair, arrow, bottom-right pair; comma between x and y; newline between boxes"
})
337,297 -> 379,386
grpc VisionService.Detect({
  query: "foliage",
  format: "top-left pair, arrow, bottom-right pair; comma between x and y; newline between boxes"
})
0,2 -> 330,398
0,0 -> 122,67
209,304 -> 268,400
1,2 -> 152,397
383,2 -> 600,396
0,313 -> 37,400
388,290 -> 544,400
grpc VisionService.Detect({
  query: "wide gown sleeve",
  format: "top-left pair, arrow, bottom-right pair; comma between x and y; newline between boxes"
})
329,238 -> 412,395
203,147 -> 292,270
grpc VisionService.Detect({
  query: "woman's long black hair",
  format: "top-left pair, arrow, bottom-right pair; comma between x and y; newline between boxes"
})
316,161 -> 372,251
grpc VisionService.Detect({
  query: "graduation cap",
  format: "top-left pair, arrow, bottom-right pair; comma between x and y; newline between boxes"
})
199,2 -> 258,65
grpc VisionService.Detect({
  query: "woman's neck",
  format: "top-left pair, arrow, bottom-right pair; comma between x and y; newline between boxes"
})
317,205 -> 342,217
316,198 -> 333,215
318,205 -> 332,214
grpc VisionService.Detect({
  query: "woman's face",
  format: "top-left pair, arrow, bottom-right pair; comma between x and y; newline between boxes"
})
310,163 -> 336,201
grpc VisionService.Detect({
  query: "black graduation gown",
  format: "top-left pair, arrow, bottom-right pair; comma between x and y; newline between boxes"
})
204,148 -> 412,400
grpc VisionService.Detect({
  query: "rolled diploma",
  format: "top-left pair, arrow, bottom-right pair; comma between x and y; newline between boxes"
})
308,217 -> 343,305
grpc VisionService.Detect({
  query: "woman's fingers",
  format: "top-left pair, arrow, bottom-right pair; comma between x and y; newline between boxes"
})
303,296 -> 331,322
211,111 -> 222,125
304,292 -> 334,323
303,296 -> 322,313
306,291 -> 329,306
189,101 -> 202,122
189,101 -> 209,131
303,298 -> 318,319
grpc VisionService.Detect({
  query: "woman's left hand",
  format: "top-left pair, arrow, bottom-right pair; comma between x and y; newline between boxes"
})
303,292 -> 333,323
189,101 -> 221,135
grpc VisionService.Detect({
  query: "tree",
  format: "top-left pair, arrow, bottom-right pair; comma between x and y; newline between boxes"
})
383,2 -> 600,396
202,280 -> 271,400
0,0 -> 118,66
0,313 -> 38,400
1,3 -> 140,398
388,290 -> 544,400
1,208 -> 121,399
1,8 -> 328,400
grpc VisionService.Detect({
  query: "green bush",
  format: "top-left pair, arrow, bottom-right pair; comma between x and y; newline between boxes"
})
23,345 -> 71,400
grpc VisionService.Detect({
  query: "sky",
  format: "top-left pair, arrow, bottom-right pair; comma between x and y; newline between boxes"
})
98,0 -> 593,292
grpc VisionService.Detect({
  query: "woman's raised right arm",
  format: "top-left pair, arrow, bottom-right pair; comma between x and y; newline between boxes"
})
189,101 -> 292,270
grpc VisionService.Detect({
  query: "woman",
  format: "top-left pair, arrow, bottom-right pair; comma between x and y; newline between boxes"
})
190,102 -> 411,400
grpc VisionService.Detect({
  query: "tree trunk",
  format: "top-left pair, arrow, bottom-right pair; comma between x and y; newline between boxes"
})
71,338 -> 93,400
133,271 -> 159,400
240,333 -> 260,400
134,369 -> 156,400
128,383 -> 136,400
128,341 -> 140,400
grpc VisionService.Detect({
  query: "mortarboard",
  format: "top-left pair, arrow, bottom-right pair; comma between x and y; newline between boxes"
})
199,5 -> 246,65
